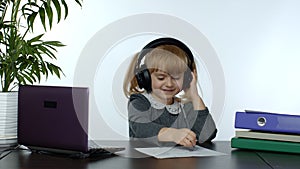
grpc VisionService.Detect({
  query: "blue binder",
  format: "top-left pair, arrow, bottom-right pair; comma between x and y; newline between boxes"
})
235,110 -> 300,134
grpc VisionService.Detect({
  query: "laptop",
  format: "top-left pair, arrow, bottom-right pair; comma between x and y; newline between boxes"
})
17,85 -> 125,158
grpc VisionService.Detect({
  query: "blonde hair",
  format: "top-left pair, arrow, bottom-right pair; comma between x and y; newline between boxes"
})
123,45 -> 196,98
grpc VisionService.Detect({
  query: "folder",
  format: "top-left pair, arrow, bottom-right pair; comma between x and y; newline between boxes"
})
235,130 -> 300,143
234,110 -> 300,134
231,137 -> 300,154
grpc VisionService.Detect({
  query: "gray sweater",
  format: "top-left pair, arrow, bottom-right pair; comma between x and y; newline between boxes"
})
128,93 -> 217,146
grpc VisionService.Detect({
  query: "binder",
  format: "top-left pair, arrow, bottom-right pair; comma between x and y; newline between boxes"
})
234,110 -> 300,134
231,137 -> 300,154
235,130 -> 300,143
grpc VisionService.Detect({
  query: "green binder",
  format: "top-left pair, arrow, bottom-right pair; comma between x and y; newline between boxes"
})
231,137 -> 300,154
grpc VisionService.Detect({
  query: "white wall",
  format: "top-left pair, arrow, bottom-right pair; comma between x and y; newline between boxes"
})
40,0 -> 300,141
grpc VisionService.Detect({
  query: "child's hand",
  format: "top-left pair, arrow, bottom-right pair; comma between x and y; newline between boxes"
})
174,128 -> 197,147
184,71 -> 199,100
184,71 -> 206,110
158,128 -> 197,147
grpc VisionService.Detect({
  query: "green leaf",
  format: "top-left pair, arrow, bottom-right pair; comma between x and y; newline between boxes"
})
74,0 -> 82,7
44,2 -> 53,29
29,34 -> 44,43
22,7 -> 36,16
23,73 -> 34,84
46,0 -> 52,6
61,0 -> 68,19
0,1 -> 8,12
39,7 -> 46,31
27,12 -> 38,32
33,62 -> 41,82
22,2 -> 39,30
52,0 -> 61,23
40,61 -> 48,76
49,63 -> 62,78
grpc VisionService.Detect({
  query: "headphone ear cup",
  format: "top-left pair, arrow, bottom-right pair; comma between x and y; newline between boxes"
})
182,70 -> 192,89
135,65 -> 152,93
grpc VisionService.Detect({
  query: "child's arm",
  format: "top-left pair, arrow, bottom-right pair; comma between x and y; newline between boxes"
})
184,72 -> 217,143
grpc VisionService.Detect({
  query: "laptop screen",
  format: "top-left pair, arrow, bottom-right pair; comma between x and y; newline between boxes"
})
17,85 -> 90,152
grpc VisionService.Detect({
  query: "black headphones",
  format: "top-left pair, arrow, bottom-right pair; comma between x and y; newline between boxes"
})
134,37 -> 195,93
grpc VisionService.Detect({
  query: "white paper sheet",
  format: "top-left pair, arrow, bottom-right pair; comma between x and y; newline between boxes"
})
135,145 -> 227,159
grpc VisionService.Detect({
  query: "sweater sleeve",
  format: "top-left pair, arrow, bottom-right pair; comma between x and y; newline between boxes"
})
195,109 -> 217,143
127,94 -> 165,139
184,103 -> 217,143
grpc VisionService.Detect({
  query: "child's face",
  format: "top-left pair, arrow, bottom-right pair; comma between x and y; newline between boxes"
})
151,70 -> 184,104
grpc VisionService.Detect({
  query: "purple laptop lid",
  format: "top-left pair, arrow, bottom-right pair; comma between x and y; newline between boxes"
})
17,85 -> 89,153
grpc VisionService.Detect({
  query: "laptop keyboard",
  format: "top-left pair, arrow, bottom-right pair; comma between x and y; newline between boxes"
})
88,141 -> 125,154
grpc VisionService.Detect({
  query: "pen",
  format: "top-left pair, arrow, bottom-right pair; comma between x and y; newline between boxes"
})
186,146 -> 196,151
185,143 -> 199,151
181,105 -> 198,149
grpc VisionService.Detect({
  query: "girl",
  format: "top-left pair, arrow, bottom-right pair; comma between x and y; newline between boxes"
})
123,37 -> 217,147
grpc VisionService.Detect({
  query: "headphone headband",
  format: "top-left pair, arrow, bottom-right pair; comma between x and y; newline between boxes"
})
135,37 -> 194,73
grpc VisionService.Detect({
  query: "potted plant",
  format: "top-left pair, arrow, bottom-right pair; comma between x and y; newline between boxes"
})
0,0 -> 82,146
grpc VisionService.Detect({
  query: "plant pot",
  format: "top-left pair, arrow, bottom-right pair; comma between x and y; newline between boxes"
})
0,92 -> 18,147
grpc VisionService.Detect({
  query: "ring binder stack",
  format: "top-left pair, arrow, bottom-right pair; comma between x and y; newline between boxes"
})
231,110 -> 300,154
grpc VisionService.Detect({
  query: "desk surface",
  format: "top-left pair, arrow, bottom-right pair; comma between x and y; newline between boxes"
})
1,141 -> 300,169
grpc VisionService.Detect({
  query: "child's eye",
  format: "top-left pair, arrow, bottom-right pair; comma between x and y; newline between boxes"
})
171,76 -> 181,80
157,76 -> 165,80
